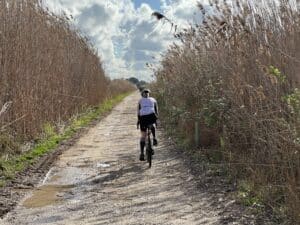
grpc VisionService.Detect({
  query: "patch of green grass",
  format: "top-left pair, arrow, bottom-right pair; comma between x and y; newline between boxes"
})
0,92 -> 131,186
237,181 -> 264,209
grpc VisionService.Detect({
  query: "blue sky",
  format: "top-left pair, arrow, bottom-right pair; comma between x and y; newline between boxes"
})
45,0 -> 202,81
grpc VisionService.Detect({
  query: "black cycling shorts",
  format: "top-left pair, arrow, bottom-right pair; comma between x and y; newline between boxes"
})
139,113 -> 157,132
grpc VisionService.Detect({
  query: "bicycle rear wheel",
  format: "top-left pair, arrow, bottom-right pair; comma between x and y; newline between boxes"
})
145,126 -> 153,168
146,141 -> 152,168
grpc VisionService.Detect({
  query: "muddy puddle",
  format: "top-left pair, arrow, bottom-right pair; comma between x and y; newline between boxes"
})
22,184 -> 74,208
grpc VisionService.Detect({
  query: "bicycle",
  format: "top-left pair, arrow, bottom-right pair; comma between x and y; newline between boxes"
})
137,120 -> 156,168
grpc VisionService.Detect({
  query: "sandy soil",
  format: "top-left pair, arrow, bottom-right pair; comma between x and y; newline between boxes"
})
0,92 -> 264,225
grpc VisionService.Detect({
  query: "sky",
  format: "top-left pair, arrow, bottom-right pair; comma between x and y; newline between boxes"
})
44,0 -> 205,81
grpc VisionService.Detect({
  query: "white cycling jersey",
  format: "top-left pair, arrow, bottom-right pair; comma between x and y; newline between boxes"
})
138,97 -> 157,116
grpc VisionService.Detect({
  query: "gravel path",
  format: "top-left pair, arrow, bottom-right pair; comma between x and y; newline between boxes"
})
0,92 -> 255,225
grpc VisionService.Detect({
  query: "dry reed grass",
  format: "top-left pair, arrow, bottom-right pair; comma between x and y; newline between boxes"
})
153,0 -> 300,222
108,79 -> 136,98
0,0 -> 134,155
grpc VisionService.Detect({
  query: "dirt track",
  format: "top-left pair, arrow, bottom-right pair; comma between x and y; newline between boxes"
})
0,92 -> 258,225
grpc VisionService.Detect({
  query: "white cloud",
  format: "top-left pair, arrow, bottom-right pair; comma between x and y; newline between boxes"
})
44,0 -> 203,81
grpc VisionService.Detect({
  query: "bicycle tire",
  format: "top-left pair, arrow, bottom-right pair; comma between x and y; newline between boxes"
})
147,148 -> 152,168
145,125 -> 153,168
146,139 -> 152,168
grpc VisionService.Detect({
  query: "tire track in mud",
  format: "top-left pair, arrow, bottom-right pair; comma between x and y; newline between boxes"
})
1,92 -> 258,225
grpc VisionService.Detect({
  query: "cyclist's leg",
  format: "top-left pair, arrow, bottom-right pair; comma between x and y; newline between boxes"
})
140,132 -> 146,161
151,125 -> 158,146
150,114 -> 158,146
150,124 -> 156,138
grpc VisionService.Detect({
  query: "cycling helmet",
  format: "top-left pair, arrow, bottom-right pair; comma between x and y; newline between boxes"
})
141,89 -> 150,97
141,89 -> 151,94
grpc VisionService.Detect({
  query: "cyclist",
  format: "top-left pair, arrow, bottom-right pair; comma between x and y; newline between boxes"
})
137,89 -> 158,161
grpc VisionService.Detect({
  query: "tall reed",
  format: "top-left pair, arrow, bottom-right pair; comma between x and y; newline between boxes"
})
0,0 -> 134,153
153,0 -> 300,222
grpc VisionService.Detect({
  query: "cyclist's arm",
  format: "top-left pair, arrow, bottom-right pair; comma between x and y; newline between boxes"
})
137,103 -> 141,129
137,102 -> 141,120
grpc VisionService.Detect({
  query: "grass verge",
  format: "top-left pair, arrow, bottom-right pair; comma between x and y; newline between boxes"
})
0,92 -> 131,187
